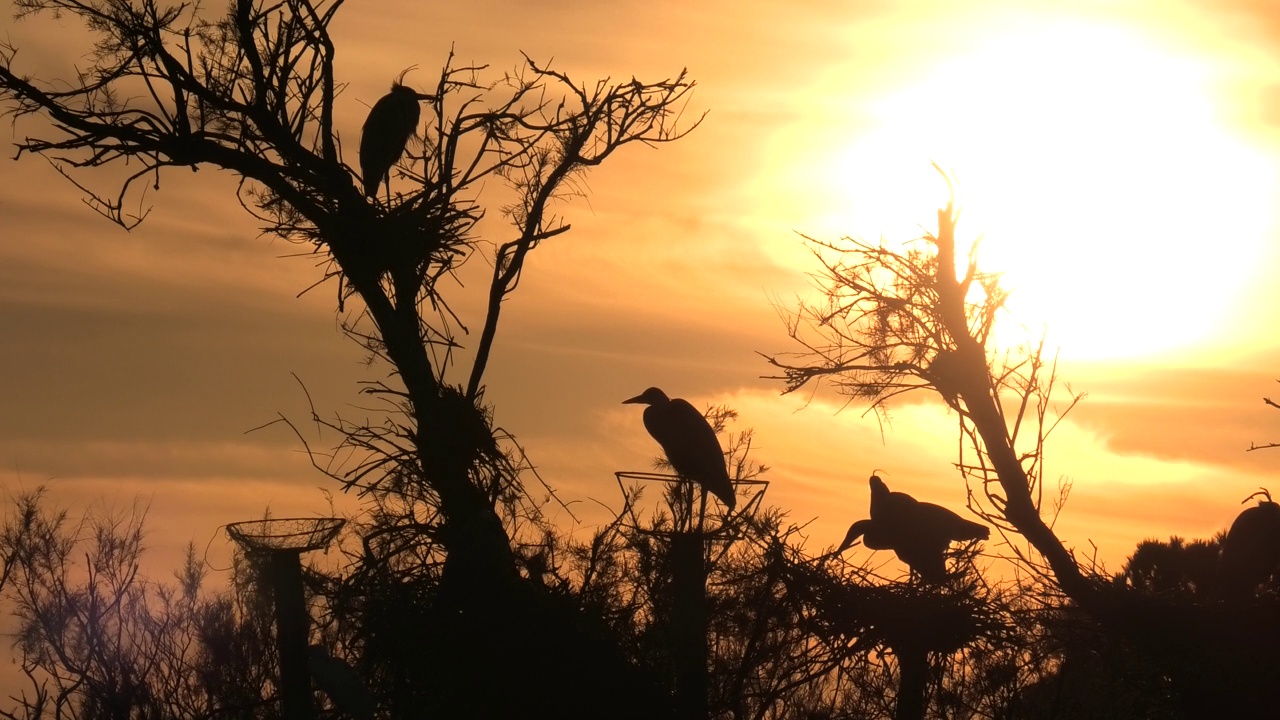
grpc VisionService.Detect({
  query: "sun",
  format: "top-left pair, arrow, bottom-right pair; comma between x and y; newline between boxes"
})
767,15 -> 1279,364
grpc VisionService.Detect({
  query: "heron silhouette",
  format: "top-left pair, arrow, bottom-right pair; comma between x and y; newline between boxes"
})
624,387 -> 736,516
836,475 -> 988,583
1218,488 -> 1280,598
360,69 -> 434,200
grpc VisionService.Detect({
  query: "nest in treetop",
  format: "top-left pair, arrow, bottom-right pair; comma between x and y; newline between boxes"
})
778,545 -> 1008,656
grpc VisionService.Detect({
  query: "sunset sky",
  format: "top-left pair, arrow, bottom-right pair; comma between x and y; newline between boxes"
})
2,0 -> 1279,592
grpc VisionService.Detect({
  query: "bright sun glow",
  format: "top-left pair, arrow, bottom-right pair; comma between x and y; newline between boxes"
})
775,17 -> 1278,363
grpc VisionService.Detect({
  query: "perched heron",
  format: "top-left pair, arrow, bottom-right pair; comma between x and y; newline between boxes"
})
1218,489 -> 1280,598
359,69 -> 434,200
623,387 -> 736,512
837,475 -> 989,583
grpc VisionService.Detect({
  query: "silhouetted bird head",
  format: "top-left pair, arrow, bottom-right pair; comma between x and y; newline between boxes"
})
837,519 -> 875,553
391,67 -> 436,102
389,82 -> 435,102
870,474 -> 889,501
622,387 -> 670,406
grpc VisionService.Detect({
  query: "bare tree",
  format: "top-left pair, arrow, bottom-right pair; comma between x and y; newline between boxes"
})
2,2 -> 700,716
1,0 -> 697,599
763,168 -> 1280,715
1247,379 -> 1280,451
763,169 -> 1087,599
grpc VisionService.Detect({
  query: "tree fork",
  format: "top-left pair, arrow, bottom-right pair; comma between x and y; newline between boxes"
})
339,257 -> 517,583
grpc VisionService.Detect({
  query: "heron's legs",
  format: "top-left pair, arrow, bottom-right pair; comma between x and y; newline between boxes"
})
696,487 -> 708,534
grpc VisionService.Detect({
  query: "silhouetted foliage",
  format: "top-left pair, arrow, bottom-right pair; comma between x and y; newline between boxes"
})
1007,598 -> 1181,720
0,488 -> 278,720
1116,535 -> 1222,598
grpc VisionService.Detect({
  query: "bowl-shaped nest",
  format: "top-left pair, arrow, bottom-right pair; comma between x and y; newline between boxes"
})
226,517 -> 346,553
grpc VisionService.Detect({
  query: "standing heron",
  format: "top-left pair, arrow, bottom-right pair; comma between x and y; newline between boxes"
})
836,474 -> 988,583
623,387 -> 736,513
359,69 -> 434,200
1218,488 -> 1280,598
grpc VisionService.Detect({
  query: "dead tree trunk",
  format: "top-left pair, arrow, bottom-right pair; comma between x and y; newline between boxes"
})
928,204 -> 1099,605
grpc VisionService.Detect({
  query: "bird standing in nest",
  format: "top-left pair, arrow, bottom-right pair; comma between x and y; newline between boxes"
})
837,474 -> 988,583
360,68 -> 435,201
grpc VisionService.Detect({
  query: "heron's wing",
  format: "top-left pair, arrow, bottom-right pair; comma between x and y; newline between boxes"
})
871,491 -> 919,524
887,492 -> 920,517
846,513 -> 950,582
915,501 -> 990,542
643,399 -> 734,507
1220,502 -> 1280,593
1224,502 -> 1280,549
359,96 -> 397,172
359,93 -> 423,193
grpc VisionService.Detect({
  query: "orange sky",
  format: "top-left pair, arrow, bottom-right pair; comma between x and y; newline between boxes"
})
2,0 -> 1280,594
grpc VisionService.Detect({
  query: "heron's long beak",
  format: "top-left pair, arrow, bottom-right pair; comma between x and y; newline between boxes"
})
815,538 -> 861,564
621,394 -> 645,404
835,538 -> 863,554
415,92 -> 437,102
836,520 -> 871,554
